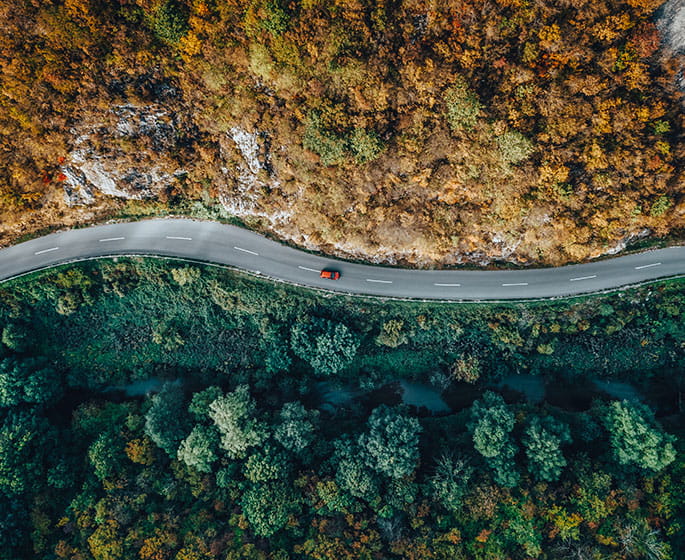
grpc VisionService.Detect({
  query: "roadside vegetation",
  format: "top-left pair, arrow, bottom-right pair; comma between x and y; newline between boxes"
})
1,259 -> 684,558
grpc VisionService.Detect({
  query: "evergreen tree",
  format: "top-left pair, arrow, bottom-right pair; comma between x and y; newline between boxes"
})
144,383 -> 189,456
523,416 -> 571,482
603,400 -> 676,473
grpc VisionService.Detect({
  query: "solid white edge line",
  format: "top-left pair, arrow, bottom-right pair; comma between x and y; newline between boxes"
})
233,246 -> 259,256
434,283 -> 461,287
569,275 -> 597,282
166,236 -> 193,241
298,266 -> 319,272
34,247 -> 59,255
366,279 -> 393,284
502,282 -> 529,286
635,262 -> 662,270
99,237 -> 125,242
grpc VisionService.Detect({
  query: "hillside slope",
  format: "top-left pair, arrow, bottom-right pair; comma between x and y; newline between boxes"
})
1,0 -> 683,265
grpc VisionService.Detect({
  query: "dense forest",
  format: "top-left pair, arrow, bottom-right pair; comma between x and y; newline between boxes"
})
1,259 -> 684,558
1,0 -> 684,265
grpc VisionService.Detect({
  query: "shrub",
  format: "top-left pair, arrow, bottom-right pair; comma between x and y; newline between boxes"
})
302,112 -> 347,166
261,0 -> 289,35
290,318 -> 359,376
449,355 -> 481,384
153,0 -> 189,44
375,320 -> 408,348
444,79 -> 482,131
350,128 -> 385,164
650,195 -> 672,217
497,130 -> 535,164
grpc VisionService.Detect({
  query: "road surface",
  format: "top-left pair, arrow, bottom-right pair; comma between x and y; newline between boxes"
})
0,218 -> 682,300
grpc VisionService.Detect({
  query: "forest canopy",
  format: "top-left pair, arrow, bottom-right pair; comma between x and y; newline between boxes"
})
0,258 -> 684,558
0,0 -> 683,264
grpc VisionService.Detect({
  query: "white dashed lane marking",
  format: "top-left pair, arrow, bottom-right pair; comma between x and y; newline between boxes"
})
502,282 -> 529,287
99,237 -> 125,242
569,275 -> 597,282
233,246 -> 259,256
635,263 -> 661,270
434,283 -> 461,287
166,236 -> 193,241
34,247 -> 59,255
298,266 -> 319,272
366,279 -> 393,284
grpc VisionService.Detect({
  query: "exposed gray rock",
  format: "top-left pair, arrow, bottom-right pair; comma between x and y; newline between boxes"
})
219,127 -> 289,223
62,104 -> 182,205
656,0 -> 685,91
61,166 -> 94,206
657,0 -> 685,55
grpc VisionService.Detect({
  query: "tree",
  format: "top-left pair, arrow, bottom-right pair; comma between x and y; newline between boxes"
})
449,354 -> 481,384
188,386 -> 223,421
616,521 -> 671,560
240,481 -> 298,537
470,392 -> 515,458
603,400 -> 676,473
333,436 -> 379,501
177,425 -> 219,473
0,495 -> 30,558
290,318 -> 359,376
350,128 -> 385,164
1,323 -> 27,352
208,385 -> 268,459
359,405 -> 422,480
274,401 -> 318,455
144,383 -> 189,456
0,358 -> 61,407
444,78 -> 482,131
430,454 -> 473,513
88,432 -> 126,481
0,411 -> 51,496
469,392 -> 520,487
523,416 -> 571,482
153,0 -> 189,44
243,444 -> 290,482
497,130 -> 534,164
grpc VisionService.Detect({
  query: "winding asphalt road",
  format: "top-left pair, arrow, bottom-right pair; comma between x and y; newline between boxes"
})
0,218 -> 682,300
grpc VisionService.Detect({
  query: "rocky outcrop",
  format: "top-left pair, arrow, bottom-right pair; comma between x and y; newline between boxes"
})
656,0 -> 685,91
218,127 -> 291,223
62,104 -> 183,206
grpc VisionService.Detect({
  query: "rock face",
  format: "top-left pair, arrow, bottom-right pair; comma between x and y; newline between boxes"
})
657,0 -> 685,90
218,127 -> 291,223
62,104 -> 183,206
657,0 -> 685,55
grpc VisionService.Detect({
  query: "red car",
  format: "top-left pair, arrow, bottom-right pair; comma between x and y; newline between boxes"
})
320,270 -> 341,280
